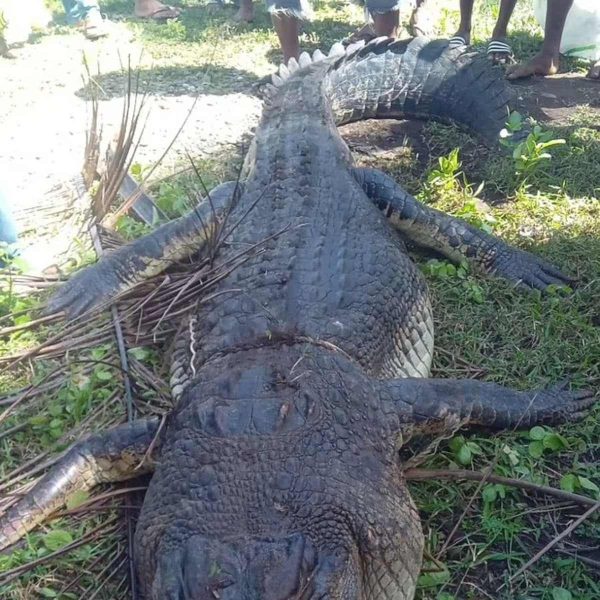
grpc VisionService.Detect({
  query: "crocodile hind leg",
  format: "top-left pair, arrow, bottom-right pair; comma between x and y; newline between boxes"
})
46,181 -> 240,318
352,167 -> 574,292
379,377 -> 596,435
0,418 -> 160,551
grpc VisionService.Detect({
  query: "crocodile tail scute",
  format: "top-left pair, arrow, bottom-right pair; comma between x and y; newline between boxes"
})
325,37 -> 514,145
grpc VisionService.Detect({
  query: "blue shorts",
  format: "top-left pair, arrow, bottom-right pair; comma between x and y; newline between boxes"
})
266,0 -> 402,20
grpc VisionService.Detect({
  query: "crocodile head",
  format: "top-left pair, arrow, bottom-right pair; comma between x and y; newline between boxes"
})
150,532 -> 362,598
136,347 -> 423,599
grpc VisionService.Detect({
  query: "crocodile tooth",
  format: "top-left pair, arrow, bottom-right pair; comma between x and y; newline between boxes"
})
278,63 -> 290,79
287,57 -> 299,73
299,51 -> 311,68
272,74 -> 284,86
328,42 -> 345,57
312,49 -> 325,62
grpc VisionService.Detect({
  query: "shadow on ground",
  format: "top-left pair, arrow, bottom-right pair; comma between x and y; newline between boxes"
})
76,64 -> 262,98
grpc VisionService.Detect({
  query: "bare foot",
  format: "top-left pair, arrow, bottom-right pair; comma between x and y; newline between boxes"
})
134,0 -> 181,20
588,60 -> 600,80
506,52 -> 559,80
233,6 -> 254,22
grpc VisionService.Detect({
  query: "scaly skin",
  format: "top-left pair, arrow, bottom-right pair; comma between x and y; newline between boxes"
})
0,39 -> 594,599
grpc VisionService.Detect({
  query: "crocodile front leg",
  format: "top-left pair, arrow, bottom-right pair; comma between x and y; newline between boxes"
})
0,418 -> 160,551
380,378 -> 596,434
47,181 -> 239,318
352,167 -> 574,292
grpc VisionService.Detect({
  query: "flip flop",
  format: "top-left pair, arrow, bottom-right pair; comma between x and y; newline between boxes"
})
136,6 -> 181,22
448,35 -> 468,49
487,40 -> 514,64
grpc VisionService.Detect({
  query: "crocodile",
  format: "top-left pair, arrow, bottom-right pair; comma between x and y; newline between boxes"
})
0,38 -> 595,599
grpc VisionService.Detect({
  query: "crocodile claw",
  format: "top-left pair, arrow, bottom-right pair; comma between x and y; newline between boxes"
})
44,259 -> 121,319
532,386 -> 596,424
491,247 -> 576,292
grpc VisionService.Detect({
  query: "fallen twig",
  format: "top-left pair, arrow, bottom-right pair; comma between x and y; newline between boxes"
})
504,501 -> 600,586
405,468 -> 599,508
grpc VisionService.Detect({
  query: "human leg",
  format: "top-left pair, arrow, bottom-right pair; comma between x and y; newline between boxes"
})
234,0 -> 255,23
60,0 -> 101,24
449,0 -> 475,46
507,0 -> 574,79
266,0 -> 312,63
487,0 -> 518,63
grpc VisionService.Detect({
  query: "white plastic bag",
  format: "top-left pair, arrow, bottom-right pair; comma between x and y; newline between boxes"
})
533,0 -> 600,61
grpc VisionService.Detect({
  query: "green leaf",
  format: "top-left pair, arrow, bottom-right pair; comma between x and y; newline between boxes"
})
529,426 -> 546,441
448,436 -> 465,453
551,587 -> 572,600
577,476 -> 600,494
38,589 -> 58,598
456,444 -> 472,465
43,529 -> 74,551
543,433 -> 567,451
417,563 -> 450,588
482,485 -> 497,503
94,369 -> 113,381
560,473 -> 577,493
66,490 -> 90,510
528,440 -> 544,458
128,347 -> 150,361
49,404 -> 63,417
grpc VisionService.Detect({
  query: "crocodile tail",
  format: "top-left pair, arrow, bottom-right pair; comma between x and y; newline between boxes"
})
324,37 -> 514,145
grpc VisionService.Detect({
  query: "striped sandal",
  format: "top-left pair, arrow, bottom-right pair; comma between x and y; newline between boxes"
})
448,35 -> 468,49
487,39 -> 514,64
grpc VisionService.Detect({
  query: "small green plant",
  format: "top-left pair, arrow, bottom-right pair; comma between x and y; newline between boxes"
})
448,435 -> 482,465
560,473 -> 600,498
425,148 -> 462,193
527,426 -> 568,458
502,112 -> 566,184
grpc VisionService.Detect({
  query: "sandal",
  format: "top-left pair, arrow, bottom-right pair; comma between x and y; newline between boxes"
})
136,5 -> 181,22
487,39 -> 514,64
448,35 -> 468,49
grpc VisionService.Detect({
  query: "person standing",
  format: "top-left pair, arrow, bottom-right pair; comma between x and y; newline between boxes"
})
506,0 -> 599,80
61,0 -> 180,39
448,0 -> 518,63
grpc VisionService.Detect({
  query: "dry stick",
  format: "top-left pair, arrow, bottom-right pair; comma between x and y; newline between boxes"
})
90,224 -> 139,600
502,501 -> 600,588
405,468 -> 599,508
433,391 -> 545,594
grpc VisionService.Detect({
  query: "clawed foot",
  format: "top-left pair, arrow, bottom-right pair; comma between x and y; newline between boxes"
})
532,383 -> 596,425
506,52 -> 559,80
44,260 -> 122,319
490,247 -> 576,292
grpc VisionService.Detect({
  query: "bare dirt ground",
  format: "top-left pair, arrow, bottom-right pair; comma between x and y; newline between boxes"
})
0,22 -> 261,270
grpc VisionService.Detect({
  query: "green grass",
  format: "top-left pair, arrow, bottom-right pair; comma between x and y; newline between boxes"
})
1,0 -> 599,598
